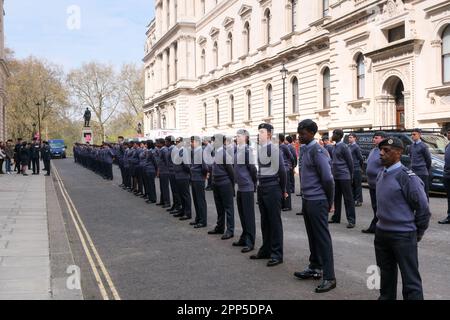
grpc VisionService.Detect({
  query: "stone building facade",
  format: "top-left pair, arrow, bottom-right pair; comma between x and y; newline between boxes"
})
143,0 -> 450,137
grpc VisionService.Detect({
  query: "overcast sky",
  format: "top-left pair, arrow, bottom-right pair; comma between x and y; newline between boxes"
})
4,0 -> 155,70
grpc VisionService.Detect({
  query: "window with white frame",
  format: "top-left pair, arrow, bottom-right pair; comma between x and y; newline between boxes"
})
174,43 -> 178,81
201,49 -> 206,74
323,0 -> 329,17
166,0 -> 170,30
244,22 -> 250,55
213,41 -> 219,68
247,90 -> 252,120
201,0 -> 205,15
227,32 -> 233,61
267,84 -> 273,116
229,95 -> 235,123
323,67 -> 331,109
292,77 -> 299,113
291,0 -> 298,32
356,54 -> 365,99
216,99 -> 220,125
264,9 -> 271,45
443,25 -> 450,84
204,103 -> 207,127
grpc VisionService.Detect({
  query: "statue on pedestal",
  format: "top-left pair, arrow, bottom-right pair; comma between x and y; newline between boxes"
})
83,108 -> 91,127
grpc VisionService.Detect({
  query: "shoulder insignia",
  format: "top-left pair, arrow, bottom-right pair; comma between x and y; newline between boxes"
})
316,148 -> 323,153
401,167 -> 416,177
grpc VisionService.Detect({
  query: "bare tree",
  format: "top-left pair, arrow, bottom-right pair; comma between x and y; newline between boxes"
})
67,62 -> 121,142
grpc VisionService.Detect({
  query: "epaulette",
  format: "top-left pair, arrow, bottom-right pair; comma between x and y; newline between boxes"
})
401,167 -> 416,177
316,147 -> 323,153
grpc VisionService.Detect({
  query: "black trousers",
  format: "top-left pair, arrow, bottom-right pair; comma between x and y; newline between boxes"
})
417,175 -> 430,200
176,179 -> 192,217
375,229 -> 423,300
124,167 -> 131,188
367,188 -> 379,232
257,185 -> 283,261
159,174 -> 170,205
303,199 -> 335,280
136,166 -> 144,193
43,160 -> 50,174
107,163 -> 113,180
289,169 -> 295,194
31,158 -> 40,174
119,163 -> 125,185
282,192 -> 292,210
169,174 -> 182,209
144,172 -> 157,201
352,170 -> 363,203
237,191 -> 256,248
332,179 -> 356,224
212,183 -> 235,235
444,178 -> 450,217
191,181 -> 207,225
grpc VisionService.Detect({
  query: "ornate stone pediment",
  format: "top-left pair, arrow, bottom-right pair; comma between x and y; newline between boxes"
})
222,17 -> 235,30
209,27 -> 219,39
197,36 -> 207,46
238,4 -> 252,18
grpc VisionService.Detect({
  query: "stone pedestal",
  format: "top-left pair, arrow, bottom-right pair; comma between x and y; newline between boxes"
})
81,127 -> 93,145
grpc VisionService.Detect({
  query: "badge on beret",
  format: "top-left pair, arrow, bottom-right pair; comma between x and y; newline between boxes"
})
388,139 -> 394,145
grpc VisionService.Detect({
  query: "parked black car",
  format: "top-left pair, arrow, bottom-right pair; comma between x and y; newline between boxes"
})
343,129 -> 447,193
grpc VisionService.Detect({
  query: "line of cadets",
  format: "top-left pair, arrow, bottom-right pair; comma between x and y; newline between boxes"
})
72,121 -> 436,298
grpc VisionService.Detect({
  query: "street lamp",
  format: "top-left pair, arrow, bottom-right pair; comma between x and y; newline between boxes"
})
137,122 -> 142,136
32,123 -> 36,140
35,102 -> 41,141
280,64 -> 288,137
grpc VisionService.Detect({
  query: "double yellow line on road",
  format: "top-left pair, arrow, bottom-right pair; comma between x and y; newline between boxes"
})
53,166 -> 121,300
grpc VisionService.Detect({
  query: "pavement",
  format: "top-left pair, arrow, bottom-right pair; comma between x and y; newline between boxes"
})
0,166 -> 82,300
51,159 -> 450,300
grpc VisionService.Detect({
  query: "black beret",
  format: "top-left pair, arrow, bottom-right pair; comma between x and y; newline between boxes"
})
297,119 -> 318,134
258,123 -> 274,132
374,131 -> 387,138
379,137 -> 404,150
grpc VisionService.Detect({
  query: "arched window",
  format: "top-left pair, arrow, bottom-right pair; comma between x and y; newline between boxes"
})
247,90 -> 252,120
230,95 -> 235,123
323,67 -> 331,109
227,33 -> 233,61
292,77 -> 299,113
291,0 -> 298,32
265,9 -> 271,45
201,49 -> 206,74
443,25 -> 450,84
204,103 -> 208,127
267,84 -> 273,116
213,42 -> 218,68
323,0 -> 329,17
216,99 -> 220,125
244,22 -> 250,54
356,54 -> 365,99
162,115 -> 167,129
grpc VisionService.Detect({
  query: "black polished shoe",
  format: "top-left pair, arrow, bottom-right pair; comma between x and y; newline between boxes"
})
173,213 -> 184,218
315,279 -> 337,293
328,220 -> 339,224
156,203 -> 164,206
194,224 -> 207,229
294,268 -> 322,280
296,212 -> 304,216
208,229 -> 224,235
438,217 -> 450,224
347,223 -> 355,229
232,241 -> 246,247
361,228 -> 375,234
162,204 -> 171,209
282,208 -> 292,212
355,201 -> 363,207
189,222 -> 198,226
241,246 -> 254,253
267,259 -> 283,267
179,216 -> 191,221
221,233 -> 234,240
250,253 -> 270,260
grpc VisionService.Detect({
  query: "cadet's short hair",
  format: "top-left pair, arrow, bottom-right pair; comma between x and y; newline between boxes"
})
412,128 -> 422,134
333,129 -> 344,139
298,119 -> 318,135
374,131 -> 387,138
348,133 -> 358,139
286,136 -> 293,143
278,134 -> 285,143
322,135 -> 330,142
258,123 -> 274,133
191,136 -> 201,143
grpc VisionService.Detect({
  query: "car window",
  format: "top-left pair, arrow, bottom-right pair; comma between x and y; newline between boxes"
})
421,134 -> 447,155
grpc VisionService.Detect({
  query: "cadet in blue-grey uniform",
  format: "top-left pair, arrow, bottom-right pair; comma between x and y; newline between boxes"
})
279,134 -> 295,212
173,137 -> 192,220
362,131 -> 387,234
322,135 -> 334,158
122,143 -> 132,190
348,133 -> 364,207
329,129 -> 356,228
41,141 -> 51,176
233,129 -> 257,253
189,136 -> 208,228
409,128 -> 432,198
295,119 -> 336,293
103,143 -> 115,180
143,140 -> 158,204
166,136 -> 182,214
157,139 -> 171,208
208,134 -> 235,240
375,137 -> 430,300
116,136 -> 126,187
438,128 -> 450,224
138,143 -> 148,197
285,136 -> 298,195
250,124 -> 288,267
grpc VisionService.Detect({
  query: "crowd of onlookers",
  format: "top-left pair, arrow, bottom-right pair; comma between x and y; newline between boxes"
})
0,138 -> 51,176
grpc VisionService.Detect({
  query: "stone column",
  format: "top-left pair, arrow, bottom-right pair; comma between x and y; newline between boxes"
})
178,37 -> 187,80
156,55 -> 162,92
431,40 -> 443,87
171,0 -> 176,26
162,49 -> 169,88
169,44 -> 176,84
161,0 -> 167,34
